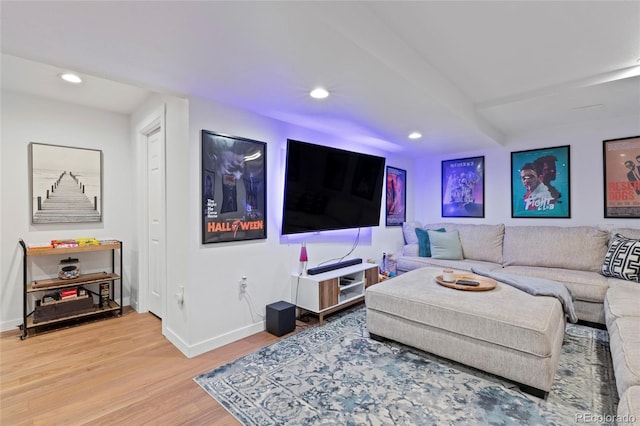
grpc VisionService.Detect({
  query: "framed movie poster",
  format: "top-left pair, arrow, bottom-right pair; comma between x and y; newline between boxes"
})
511,145 -> 570,218
29,142 -> 102,224
201,130 -> 267,244
441,156 -> 484,218
386,166 -> 406,226
603,136 -> 640,218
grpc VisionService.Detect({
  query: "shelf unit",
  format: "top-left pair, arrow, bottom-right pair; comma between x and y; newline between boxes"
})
18,239 -> 123,339
291,262 -> 379,325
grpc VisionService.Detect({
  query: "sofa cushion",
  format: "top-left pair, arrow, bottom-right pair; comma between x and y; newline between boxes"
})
604,285 -> 640,329
617,386 -> 640,426
395,256 -> 502,274
415,227 -> 445,257
601,233 -> 640,282
455,223 -> 505,264
402,244 -> 419,257
428,229 -> 463,260
501,265 -> 608,303
503,226 -> 609,272
610,227 -> 640,241
609,317 -> 640,397
402,221 -> 422,245
422,223 -> 504,264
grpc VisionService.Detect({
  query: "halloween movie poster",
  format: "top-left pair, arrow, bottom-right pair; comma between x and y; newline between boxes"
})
202,130 -> 267,243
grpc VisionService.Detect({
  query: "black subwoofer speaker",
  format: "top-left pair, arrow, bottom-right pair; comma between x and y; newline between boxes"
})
266,301 -> 296,337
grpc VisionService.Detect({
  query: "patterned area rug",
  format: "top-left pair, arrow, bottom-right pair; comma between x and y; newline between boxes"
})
195,306 -> 617,425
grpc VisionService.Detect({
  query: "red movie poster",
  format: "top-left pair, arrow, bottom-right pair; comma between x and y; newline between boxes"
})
604,136 -> 640,218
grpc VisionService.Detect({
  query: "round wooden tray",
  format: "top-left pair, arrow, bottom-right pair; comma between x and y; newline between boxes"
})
435,274 -> 497,292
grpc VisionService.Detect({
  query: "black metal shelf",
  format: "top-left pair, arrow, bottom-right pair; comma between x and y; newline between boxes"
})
18,239 -> 123,339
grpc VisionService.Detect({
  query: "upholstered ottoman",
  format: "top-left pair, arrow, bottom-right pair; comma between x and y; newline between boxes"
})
365,267 -> 566,398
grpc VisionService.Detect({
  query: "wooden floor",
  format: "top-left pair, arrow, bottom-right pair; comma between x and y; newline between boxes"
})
1,307 -> 315,425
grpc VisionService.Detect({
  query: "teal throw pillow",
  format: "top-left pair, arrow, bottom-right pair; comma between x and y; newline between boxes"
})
415,227 -> 445,257
428,229 -> 463,260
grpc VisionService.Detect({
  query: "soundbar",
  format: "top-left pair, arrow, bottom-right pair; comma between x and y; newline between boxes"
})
307,258 -> 363,275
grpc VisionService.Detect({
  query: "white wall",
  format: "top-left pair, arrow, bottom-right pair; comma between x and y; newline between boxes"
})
4,88 -> 638,358
414,115 -> 640,229
0,88 -> 410,354
0,91 -> 135,331
183,96 -> 410,356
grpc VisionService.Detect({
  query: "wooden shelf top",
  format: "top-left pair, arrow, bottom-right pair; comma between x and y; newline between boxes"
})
28,272 -> 120,292
26,242 -> 121,256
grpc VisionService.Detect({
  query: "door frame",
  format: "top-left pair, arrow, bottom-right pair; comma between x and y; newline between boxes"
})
136,105 -> 167,319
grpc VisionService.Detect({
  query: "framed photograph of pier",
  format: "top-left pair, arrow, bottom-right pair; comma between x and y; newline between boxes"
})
510,145 -> 570,218
603,136 -> 640,218
385,166 -> 406,226
29,143 -> 102,224
441,156 -> 484,218
201,130 -> 267,244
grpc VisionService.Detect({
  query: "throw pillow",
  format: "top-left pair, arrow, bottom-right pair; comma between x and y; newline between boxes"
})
428,229 -> 463,260
601,233 -> 640,282
415,227 -> 445,257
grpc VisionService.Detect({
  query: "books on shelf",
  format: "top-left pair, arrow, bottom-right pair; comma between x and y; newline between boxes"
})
75,237 -> 99,246
98,239 -> 119,245
27,237 -> 116,249
60,288 -> 78,299
28,242 -> 54,250
99,282 -> 110,307
51,239 -> 79,248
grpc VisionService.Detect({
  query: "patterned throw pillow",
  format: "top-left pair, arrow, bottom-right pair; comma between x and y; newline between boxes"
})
601,233 -> 640,282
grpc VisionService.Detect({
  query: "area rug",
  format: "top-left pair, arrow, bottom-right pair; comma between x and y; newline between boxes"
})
195,307 -> 617,425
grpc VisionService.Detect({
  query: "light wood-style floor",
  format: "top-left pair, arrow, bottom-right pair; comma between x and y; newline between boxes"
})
1,307 -> 314,425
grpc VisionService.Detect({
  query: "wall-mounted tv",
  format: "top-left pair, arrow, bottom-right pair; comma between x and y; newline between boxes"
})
281,139 -> 386,235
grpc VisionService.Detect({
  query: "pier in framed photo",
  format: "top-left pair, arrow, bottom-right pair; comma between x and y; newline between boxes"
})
30,143 -> 102,224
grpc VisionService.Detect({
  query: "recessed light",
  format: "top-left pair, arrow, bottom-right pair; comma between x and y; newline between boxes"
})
58,73 -> 83,84
310,87 -> 329,99
408,132 -> 422,139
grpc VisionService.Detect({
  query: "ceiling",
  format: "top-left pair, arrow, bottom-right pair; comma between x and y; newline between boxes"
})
2,1 -> 639,156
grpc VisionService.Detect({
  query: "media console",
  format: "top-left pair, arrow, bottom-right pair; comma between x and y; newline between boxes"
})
291,262 -> 378,325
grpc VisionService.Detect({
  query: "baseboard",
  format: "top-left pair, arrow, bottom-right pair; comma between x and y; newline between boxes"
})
181,321 -> 266,358
1,318 -> 23,333
163,326 -> 191,356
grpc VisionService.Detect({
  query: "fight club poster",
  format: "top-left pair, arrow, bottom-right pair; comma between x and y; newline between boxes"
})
511,146 -> 570,218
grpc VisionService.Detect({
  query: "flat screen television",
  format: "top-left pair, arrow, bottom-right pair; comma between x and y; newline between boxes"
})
281,139 -> 386,235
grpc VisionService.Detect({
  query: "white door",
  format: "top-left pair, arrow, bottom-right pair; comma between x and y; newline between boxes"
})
145,123 -> 165,318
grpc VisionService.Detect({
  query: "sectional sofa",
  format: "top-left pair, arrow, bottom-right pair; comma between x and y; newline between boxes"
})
384,223 -> 639,417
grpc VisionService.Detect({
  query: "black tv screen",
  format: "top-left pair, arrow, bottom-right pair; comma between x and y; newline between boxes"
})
281,139 -> 386,235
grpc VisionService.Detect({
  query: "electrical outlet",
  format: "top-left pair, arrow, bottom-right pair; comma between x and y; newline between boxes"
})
175,285 -> 184,305
239,276 -> 248,294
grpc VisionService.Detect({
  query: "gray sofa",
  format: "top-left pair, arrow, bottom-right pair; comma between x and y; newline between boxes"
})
386,222 -> 640,414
